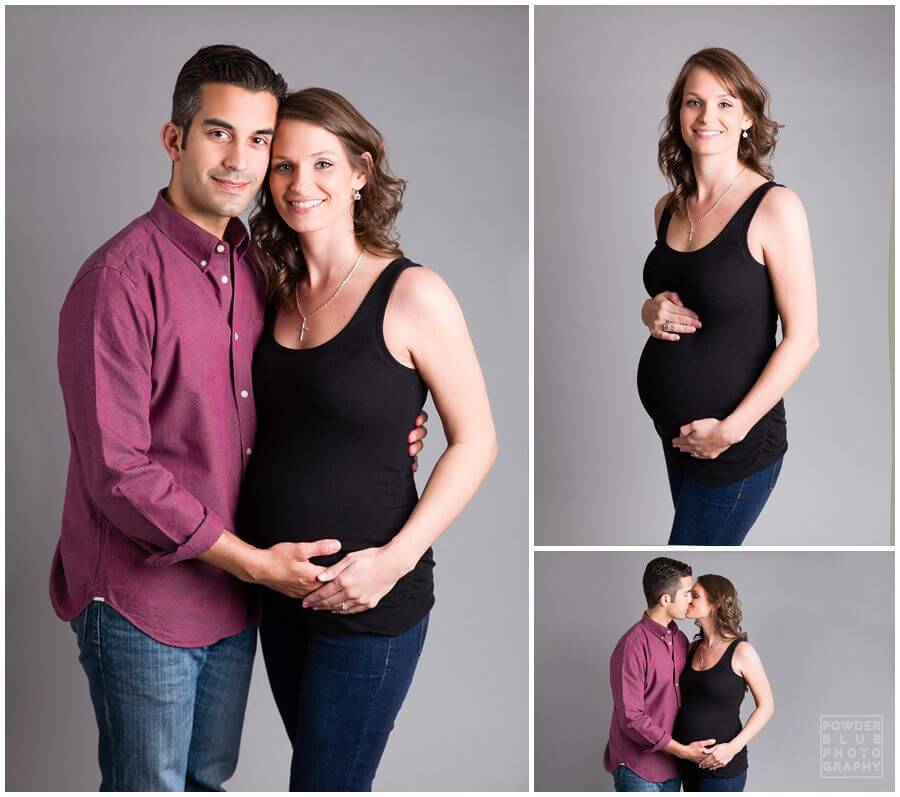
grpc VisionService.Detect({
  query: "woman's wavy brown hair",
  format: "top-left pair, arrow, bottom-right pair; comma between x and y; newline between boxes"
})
692,574 -> 748,644
659,47 -> 783,215
250,87 -> 406,306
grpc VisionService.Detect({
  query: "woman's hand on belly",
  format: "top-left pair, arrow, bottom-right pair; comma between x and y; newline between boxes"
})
301,546 -> 408,615
672,417 -> 745,459
642,291 -> 702,341
698,742 -> 738,771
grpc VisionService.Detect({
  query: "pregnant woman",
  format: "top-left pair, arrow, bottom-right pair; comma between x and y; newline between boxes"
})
636,47 -> 819,545
237,88 -> 497,790
674,575 -> 774,792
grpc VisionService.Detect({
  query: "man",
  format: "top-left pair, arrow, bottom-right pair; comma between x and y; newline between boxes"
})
603,557 -> 715,792
51,45 -> 427,791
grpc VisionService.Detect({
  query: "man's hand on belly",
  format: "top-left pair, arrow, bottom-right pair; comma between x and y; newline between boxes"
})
249,539 -> 342,599
408,411 -> 429,473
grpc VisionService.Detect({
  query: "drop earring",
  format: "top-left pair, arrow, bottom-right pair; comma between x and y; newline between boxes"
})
741,129 -> 749,139
354,189 -> 362,201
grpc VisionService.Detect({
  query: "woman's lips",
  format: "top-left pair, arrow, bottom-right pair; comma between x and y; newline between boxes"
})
285,198 -> 326,214
693,129 -> 723,140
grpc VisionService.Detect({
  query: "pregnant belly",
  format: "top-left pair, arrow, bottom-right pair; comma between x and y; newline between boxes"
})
637,335 -> 758,437
236,467 -> 418,566
674,710 -> 743,748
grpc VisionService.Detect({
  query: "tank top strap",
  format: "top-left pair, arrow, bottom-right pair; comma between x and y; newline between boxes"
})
262,297 -> 279,335
720,637 -> 743,667
656,201 -> 674,245
369,257 -> 418,310
346,256 -> 419,339
731,180 -> 784,234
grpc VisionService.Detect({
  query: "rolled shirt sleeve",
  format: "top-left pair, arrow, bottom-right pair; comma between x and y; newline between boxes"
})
612,638 -> 674,751
58,266 -> 225,566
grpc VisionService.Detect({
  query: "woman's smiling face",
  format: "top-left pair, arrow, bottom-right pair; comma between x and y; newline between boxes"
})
268,119 -> 368,235
679,66 -> 753,158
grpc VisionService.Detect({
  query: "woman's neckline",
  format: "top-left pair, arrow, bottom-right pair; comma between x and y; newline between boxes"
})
689,636 -> 739,673
662,180 -> 774,256
269,257 -> 405,354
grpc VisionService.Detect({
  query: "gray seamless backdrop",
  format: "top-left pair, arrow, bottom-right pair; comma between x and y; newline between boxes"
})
535,551 -> 895,792
535,6 -> 894,545
6,6 -> 527,791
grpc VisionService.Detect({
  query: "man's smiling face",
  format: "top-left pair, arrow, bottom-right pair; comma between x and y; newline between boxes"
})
167,82 -> 278,230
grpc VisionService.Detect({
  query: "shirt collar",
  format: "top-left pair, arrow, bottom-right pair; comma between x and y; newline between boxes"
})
147,189 -> 249,269
640,612 -> 678,640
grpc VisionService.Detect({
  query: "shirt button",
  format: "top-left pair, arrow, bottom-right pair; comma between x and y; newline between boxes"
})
216,244 -> 226,253
199,259 -> 208,267
234,332 -> 239,341
221,275 -> 229,284
246,447 -> 253,455
240,390 -> 249,398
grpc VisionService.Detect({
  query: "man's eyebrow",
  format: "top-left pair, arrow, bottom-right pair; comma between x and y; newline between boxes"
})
200,118 -> 275,136
201,118 -> 235,131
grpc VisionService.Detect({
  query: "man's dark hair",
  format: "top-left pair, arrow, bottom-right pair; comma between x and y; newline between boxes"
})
642,557 -> 692,608
171,44 -> 288,145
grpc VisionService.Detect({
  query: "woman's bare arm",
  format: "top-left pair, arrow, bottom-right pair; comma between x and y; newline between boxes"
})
302,266 -> 497,612
699,641 -> 775,770
674,187 -> 819,458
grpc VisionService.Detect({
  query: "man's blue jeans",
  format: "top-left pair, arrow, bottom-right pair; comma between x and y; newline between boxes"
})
259,609 -> 429,791
70,600 -> 256,791
613,764 -> 681,792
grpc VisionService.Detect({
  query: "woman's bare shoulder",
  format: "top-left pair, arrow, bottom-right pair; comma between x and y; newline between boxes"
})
389,262 -> 461,321
758,184 -> 807,222
732,639 -> 761,666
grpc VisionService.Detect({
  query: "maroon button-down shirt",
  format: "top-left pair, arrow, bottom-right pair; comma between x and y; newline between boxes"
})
604,613 -> 689,782
51,190 -> 265,647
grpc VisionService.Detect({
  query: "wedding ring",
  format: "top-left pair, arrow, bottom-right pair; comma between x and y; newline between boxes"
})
340,601 -> 348,611
663,320 -> 671,332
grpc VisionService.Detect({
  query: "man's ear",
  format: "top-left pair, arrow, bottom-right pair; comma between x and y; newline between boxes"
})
161,122 -> 184,163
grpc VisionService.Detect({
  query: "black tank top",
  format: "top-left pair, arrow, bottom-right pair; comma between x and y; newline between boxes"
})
674,638 -> 749,778
637,181 -> 787,485
236,258 -> 434,635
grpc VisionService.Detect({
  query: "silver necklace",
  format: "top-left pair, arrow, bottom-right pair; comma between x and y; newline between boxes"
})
698,636 -> 724,670
686,167 -> 747,242
294,250 -> 364,342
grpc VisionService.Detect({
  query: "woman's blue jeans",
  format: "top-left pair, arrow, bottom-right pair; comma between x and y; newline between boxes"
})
259,609 -> 429,792
680,767 -> 748,791
664,446 -> 783,545
70,600 -> 256,791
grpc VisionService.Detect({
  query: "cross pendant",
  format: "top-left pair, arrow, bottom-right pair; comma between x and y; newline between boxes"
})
299,318 -> 308,342
688,223 -> 695,242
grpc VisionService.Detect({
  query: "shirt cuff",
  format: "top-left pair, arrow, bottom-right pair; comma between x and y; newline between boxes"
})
651,730 -> 673,753
144,510 -> 226,568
